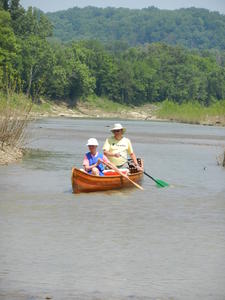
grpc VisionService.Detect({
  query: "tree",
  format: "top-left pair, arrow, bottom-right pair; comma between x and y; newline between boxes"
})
9,0 -> 24,20
0,0 -> 9,10
13,6 -> 52,38
20,35 -> 55,99
47,6 -> 225,50
0,10 -> 19,92
38,13 -> 53,38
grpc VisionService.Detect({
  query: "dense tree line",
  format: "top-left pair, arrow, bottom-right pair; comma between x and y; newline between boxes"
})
47,6 -> 225,50
1,1 -> 225,105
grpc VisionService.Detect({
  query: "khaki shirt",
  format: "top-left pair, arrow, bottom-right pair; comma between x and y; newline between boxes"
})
103,136 -> 133,166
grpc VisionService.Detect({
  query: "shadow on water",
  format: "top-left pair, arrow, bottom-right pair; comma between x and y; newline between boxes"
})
23,148 -> 76,171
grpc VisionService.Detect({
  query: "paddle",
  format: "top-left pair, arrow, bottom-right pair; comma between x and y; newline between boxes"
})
100,159 -> 144,191
143,171 -> 169,188
118,154 -> 169,188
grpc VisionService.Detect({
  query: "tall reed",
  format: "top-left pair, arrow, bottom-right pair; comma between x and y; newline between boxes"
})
0,93 -> 32,150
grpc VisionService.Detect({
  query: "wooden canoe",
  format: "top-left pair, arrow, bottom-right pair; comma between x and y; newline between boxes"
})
71,167 -> 143,193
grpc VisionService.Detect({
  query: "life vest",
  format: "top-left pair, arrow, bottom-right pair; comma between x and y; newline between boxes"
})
86,152 -> 104,176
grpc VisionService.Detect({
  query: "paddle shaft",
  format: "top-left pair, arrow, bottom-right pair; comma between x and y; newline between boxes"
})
123,173 -> 144,190
117,154 -> 169,188
143,171 -> 165,187
100,160 -> 143,191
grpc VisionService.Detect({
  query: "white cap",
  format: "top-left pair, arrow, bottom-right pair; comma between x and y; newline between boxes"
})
86,138 -> 99,146
110,123 -> 126,133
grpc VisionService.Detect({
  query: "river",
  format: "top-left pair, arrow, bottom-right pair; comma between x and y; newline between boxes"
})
0,118 -> 225,300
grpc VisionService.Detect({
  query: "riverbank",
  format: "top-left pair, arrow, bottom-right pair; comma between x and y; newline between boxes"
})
30,96 -> 159,121
1,92 -> 225,125
157,100 -> 225,126
32,96 -> 225,127
0,145 -> 23,165
1,93 -> 225,165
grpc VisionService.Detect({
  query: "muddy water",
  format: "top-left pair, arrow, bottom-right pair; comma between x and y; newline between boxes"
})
0,118 -> 225,300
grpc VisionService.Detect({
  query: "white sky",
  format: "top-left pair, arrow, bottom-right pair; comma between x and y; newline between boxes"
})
20,0 -> 225,14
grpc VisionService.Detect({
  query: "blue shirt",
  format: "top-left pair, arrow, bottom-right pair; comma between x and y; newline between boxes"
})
86,152 -> 104,176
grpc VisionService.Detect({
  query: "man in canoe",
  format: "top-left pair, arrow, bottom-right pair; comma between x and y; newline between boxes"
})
83,138 -> 110,176
103,123 -> 141,170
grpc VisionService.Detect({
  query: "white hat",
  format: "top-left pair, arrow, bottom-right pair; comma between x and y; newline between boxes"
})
86,138 -> 99,146
110,123 -> 126,133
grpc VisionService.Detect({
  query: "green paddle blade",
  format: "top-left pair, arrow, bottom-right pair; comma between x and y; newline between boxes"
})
143,171 -> 169,188
155,179 -> 169,188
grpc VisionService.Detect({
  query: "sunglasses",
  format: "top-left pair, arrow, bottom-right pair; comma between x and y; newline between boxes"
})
113,129 -> 122,132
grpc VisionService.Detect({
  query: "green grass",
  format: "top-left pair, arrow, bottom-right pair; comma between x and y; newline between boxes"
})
157,100 -> 225,124
31,101 -> 52,113
0,92 -> 30,111
82,95 -> 131,113
0,93 -> 131,114
0,92 -> 52,114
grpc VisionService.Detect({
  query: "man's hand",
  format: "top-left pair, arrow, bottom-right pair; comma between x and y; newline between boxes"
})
114,153 -> 120,158
136,164 -> 143,171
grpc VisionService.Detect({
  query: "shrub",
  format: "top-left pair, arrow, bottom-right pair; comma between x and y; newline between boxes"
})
0,93 -> 31,149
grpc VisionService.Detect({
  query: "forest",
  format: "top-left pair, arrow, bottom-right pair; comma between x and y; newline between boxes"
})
1,1 -> 225,106
47,6 -> 225,50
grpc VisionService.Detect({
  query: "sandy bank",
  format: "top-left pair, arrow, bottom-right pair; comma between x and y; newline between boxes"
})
31,101 -> 164,121
31,100 -> 225,126
0,146 -> 23,165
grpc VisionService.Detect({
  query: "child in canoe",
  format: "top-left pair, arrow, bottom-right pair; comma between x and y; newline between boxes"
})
83,138 -> 110,176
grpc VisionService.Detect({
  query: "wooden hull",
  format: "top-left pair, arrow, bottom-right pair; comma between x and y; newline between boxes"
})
71,168 -> 143,193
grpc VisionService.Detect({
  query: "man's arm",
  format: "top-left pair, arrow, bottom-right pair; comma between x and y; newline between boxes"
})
127,139 -> 138,166
130,152 -> 138,166
103,150 -> 120,158
130,153 -> 143,171
103,138 -> 120,158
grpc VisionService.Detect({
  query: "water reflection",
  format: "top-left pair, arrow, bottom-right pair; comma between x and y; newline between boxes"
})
23,149 -> 76,171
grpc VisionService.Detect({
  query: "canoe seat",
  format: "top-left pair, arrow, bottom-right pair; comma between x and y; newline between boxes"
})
103,169 -> 128,176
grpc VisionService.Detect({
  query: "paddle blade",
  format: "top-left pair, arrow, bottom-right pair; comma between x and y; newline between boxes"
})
155,179 -> 169,188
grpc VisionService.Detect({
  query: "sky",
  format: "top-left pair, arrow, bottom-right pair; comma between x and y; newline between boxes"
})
20,0 -> 225,14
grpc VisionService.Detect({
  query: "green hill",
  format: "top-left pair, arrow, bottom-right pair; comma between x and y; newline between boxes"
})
1,2 -> 225,112
47,6 -> 225,50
